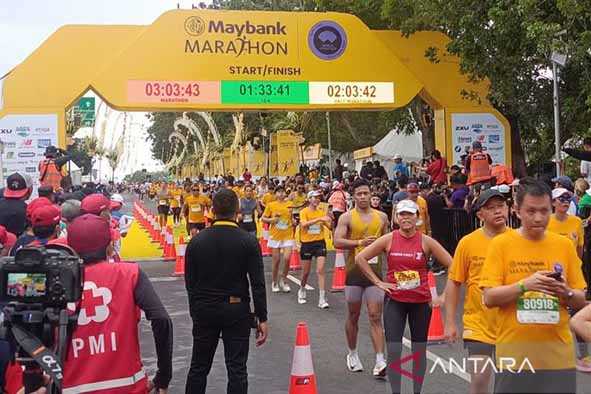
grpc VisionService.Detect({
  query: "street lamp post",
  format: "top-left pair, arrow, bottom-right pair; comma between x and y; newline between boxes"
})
326,112 -> 333,179
551,37 -> 567,177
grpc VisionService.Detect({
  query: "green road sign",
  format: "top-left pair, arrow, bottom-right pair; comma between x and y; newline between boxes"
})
78,97 -> 95,112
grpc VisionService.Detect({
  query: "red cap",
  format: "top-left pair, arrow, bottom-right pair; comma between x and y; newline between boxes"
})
31,205 -> 61,227
26,197 -> 53,220
67,214 -> 111,255
81,194 -> 111,215
0,226 -> 16,250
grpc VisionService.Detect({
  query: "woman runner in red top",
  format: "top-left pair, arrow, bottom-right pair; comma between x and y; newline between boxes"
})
356,199 -> 452,394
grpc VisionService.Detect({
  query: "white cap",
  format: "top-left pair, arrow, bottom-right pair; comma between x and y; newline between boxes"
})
396,199 -> 419,214
497,184 -> 510,194
110,193 -> 124,204
307,190 -> 322,199
552,188 -> 570,200
332,180 -> 340,189
394,154 -> 402,160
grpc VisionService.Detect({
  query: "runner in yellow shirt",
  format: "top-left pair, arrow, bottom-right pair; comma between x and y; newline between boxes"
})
444,189 -> 508,393
262,185 -> 294,293
480,177 -> 587,394
183,183 -> 212,237
297,190 -> 332,308
548,187 -> 584,257
170,185 -> 183,227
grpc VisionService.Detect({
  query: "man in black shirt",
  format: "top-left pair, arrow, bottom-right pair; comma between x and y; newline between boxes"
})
185,188 -> 268,394
0,172 -> 32,236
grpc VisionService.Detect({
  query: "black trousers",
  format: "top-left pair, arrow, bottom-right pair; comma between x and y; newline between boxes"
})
384,298 -> 432,394
186,302 -> 252,394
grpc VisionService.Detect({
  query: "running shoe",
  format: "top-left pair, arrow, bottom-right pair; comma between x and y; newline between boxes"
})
298,288 -> 307,304
271,282 -> 280,293
346,353 -> 364,372
279,279 -> 291,293
576,356 -> 591,373
318,300 -> 329,309
373,360 -> 387,378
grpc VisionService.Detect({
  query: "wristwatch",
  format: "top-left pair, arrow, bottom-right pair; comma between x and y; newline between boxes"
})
567,290 -> 574,299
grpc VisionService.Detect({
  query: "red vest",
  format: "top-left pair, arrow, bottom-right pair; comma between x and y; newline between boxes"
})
38,159 -> 62,192
63,262 -> 147,394
386,231 -> 430,303
467,152 -> 492,185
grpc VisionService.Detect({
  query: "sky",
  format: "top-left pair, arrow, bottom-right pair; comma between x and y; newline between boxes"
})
1,0 -> 212,179
0,0 -> 211,76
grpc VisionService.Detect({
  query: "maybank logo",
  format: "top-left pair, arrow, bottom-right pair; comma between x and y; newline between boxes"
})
185,16 -> 287,37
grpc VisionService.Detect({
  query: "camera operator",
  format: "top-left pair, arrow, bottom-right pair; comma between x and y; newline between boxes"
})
61,213 -> 173,393
185,188 -> 268,394
0,173 -> 33,237
38,146 -> 70,193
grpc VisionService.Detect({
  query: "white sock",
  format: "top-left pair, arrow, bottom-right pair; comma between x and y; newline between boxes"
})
376,353 -> 385,364
319,290 -> 326,299
348,348 -> 358,357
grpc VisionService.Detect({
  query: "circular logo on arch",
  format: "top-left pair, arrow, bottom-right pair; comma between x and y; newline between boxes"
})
308,21 -> 347,60
185,16 -> 206,36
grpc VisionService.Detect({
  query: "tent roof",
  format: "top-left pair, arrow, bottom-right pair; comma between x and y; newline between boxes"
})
373,128 -> 423,162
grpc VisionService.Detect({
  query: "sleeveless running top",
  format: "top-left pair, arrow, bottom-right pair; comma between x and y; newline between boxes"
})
387,230 -> 430,303
346,208 -> 383,287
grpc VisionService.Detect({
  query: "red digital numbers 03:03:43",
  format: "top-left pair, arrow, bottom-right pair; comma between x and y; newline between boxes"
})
144,82 -> 201,97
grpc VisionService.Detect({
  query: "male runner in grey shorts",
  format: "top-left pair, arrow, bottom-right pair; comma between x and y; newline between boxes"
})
334,178 -> 389,378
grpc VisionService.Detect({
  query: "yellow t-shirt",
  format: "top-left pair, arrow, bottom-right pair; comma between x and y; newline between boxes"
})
299,207 -> 327,243
479,230 -> 587,370
416,196 -> 430,234
157,191 -> 170,206
448,228 -> 505,344
169,189 -> 182,208
547,214 -> 584,250
232,186 -> 244,199
263,200 -> 294,241
185,194 -> 211,223
291,193 -> 308,212
346,209 -> 384,286
261,192 -> 275,207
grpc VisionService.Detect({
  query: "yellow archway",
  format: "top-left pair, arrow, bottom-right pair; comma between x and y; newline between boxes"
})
0,9 -> 510,181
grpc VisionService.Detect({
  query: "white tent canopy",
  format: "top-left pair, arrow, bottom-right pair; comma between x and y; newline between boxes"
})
355,128 -> 423,178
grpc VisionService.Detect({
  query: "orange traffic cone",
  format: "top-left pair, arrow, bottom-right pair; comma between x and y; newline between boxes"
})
167,226 -> 176,258
330,249 -> 346,292
173,235 -> 186,276
289,322 -> 318,394
289,249 -> 301,271
260,237 -> 271,257
427,271 -> 444,343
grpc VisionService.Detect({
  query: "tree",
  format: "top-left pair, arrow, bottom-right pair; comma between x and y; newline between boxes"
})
105,149 -> 121,183
377,0 -> 591,176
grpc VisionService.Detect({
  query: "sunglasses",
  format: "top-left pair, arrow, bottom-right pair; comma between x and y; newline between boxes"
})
556,195 -> 571,203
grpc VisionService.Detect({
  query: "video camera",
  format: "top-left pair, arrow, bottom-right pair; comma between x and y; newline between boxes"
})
0,246 -> 83,393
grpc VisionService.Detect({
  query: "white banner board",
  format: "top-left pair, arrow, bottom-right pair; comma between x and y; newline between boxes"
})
0,114 -> 59,189
451,113 -> 506,166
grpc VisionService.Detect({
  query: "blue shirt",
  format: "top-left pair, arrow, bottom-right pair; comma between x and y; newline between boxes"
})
393,163 -> 409,178
450,186 -> 469,208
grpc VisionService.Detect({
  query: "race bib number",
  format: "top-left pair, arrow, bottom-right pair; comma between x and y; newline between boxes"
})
394,270 -> 420,290
191,205 -> 202,213
276,219 -> 289,230
243,214 -> 253,223
308,224 -> 321,235
516,291 -> 559,325
159,200 -> 167,206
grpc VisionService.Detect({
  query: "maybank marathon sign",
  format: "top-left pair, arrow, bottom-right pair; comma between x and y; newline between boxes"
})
184,18 -> 289,57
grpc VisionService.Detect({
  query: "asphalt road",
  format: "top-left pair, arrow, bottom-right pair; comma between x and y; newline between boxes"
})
125,194 -> 591,394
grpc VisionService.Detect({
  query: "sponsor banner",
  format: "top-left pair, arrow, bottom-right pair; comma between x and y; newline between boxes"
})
451,113 -> 505,165
0,114 -> 58,186
275,130 -> 299,177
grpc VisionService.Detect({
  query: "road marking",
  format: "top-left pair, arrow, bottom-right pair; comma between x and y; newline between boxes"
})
286,274 -> 315,290
402,337 -> 471,382
150,276 -> 182,282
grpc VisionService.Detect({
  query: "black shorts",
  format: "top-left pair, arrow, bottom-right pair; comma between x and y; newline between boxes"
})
171,207 -> 181,215
157,205 -> 170,215
463,339 -> 494,357
300,240 -> 327,260
189,222 -> 206,231
333,211 -> 344,225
